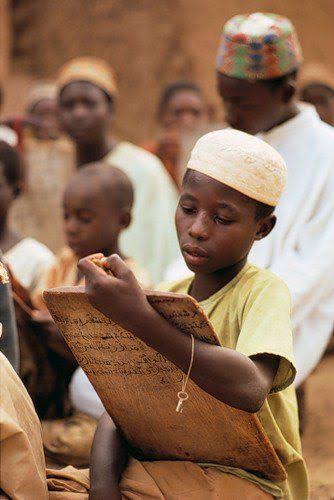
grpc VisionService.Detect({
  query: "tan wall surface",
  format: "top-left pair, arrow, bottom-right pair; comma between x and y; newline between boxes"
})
4,0 -> 334,141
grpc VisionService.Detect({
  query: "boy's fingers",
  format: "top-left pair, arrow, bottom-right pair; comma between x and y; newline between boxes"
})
103,254 -> 134,280
77,254 -> 106,279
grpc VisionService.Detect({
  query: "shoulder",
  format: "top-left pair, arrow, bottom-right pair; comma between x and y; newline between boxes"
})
16,238 -> 55,265
112,142 -> 165,173
156,277 -> 192,294
312,118 -> 334,154
239,265 -> 290,306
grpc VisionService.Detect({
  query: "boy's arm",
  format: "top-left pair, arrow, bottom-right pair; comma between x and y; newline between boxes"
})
78,255 -> 279,413
90,412 -> 128,500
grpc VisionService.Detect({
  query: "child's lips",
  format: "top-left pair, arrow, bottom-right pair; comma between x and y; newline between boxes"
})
182,244 -> 209,267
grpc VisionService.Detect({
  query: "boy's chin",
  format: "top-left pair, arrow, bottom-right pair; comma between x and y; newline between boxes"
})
67,242 -> 88,259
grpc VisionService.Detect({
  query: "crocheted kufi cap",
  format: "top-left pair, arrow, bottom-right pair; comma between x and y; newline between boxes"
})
216,12 -> 303,80
187,128 -> 287,207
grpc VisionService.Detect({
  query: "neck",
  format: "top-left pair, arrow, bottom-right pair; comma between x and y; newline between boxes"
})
264,102 -> 300,133
190,257 -> 247,302
76,136 -> 116,167
101,242 -> 123,260
0,219 -> 21,254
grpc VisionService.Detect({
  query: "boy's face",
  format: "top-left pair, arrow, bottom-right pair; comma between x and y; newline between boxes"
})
59,82 -> 112,145
0,164 -> 16,221
29,98 -> 60,140
162,91 -> 207,133
216,73 -> 287,135
63,179 -> 126,259
175,170 -> 274,274
301,84 -> 334,126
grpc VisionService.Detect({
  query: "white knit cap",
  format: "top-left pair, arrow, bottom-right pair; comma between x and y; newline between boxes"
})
187,129 -> 287,206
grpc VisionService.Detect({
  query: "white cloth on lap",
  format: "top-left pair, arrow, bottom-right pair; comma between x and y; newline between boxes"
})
70,367 -> 105,420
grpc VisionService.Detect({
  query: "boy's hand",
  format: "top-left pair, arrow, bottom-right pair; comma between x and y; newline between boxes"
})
78,254 -> 152,332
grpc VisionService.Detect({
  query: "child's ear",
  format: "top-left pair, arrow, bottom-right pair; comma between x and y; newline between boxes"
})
120,210 -> 131,230
254,215 -> 276,241
282,75 -> 297,103
13,180 -> 24,199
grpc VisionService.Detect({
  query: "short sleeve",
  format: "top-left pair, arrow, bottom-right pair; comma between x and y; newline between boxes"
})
236,277 -> 296,393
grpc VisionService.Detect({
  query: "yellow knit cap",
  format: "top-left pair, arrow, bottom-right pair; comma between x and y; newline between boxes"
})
57,56 -> 117,97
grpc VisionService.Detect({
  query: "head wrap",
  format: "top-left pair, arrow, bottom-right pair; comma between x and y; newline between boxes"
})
26,82 -> 57,111
187,129 -> 286,206
216,13 -> 303,80
57,57 -> 117,97
299,62 -> 334,93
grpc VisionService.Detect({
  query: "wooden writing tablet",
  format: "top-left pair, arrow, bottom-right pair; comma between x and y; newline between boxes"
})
44,286 -> 286,482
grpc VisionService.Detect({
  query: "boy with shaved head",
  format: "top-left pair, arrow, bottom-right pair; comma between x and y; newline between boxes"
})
32,163 -> 151,467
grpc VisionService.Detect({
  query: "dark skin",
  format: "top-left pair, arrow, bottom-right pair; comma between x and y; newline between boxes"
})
28,97 -> 60,140
32,171 -> 131,362
0,163 -> 22,254
156,90 -> 208,179
216,72 -> 299,135
301,83 -> 334,126
58,81 -> 117,167
83,170 -> 279,498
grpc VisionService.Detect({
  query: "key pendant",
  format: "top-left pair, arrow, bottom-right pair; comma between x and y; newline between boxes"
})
175,391 -> 189,413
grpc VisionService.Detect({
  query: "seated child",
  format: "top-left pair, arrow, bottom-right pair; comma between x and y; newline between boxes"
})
78,130 -> 309,499
0,140 -> 55,293
32,162 -> 151,467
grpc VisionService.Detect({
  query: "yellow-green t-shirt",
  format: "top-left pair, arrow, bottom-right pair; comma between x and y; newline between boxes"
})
158,263 -> 309,500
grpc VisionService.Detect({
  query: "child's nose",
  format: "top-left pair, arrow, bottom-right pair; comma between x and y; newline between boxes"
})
189,214 -> 209,240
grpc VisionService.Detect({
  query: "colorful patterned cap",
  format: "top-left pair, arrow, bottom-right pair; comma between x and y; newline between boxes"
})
57,57 -> 117,97
216,13 -> 303,80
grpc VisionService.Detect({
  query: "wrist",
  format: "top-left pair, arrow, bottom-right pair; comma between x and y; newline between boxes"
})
125,300 -> 156,338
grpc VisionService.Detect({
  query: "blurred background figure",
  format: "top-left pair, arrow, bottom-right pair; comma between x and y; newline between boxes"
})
0,140 -> 54,293
57,56 -> 179,283
144,81 -> 210,187
299,62 -> 334,126
8,81 -> 74,253
25,82 -> 60,141
0,85 -> 18,146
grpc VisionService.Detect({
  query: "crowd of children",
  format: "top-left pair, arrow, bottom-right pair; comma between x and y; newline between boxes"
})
1,10 -> 334,499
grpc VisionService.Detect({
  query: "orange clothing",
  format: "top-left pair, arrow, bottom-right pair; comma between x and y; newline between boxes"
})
0,351 -> 272,499
33,246 -> 152,309
143,140 -> 180,187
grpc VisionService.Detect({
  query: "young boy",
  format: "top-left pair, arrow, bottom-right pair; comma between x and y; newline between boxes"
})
57,56 -> 179,284
144,81 -> 209,186
79,129 -> 309,499
32,162 -> 151,467
299,62 -> 334,127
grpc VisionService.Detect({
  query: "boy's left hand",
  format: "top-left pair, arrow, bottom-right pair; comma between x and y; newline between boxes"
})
77,254 -> 151,332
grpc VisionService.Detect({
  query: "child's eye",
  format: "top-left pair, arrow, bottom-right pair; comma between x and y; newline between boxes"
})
79,215 -> 93,224
181,205 -> 196,215
215,216 -> 233,225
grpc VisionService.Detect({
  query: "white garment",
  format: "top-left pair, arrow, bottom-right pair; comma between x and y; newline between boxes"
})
0,125 -> 18,147
4,238 -> 55,293
250,104 -> 334,386
164,256 -> 191,282
70,367 -> 105,420
105,142 -> 180,284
